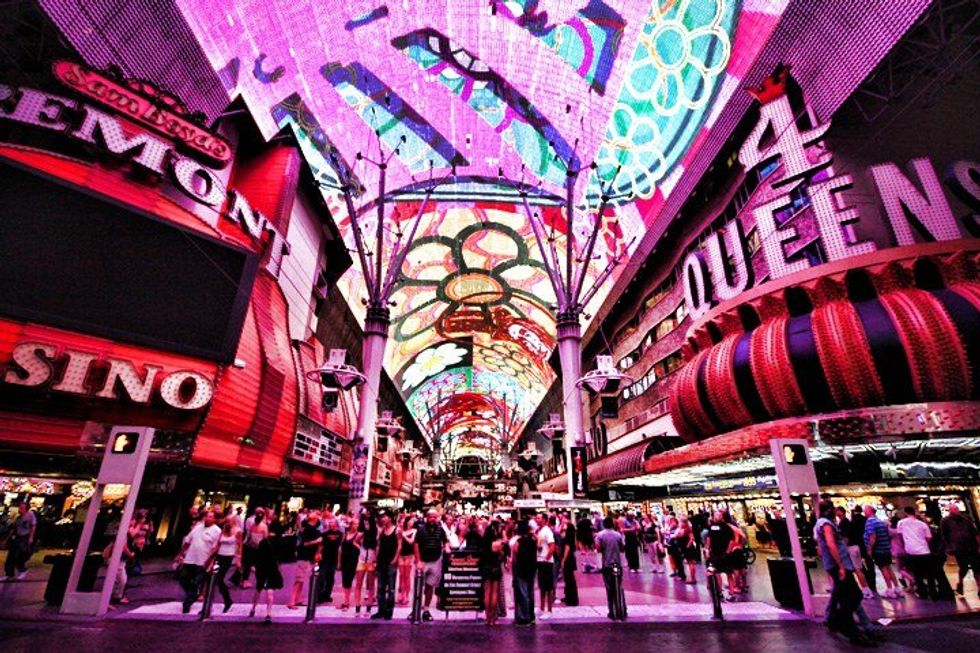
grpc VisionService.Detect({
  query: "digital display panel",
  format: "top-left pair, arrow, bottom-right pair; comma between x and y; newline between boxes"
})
0,160 -> 257,362
175,0 -> 789,451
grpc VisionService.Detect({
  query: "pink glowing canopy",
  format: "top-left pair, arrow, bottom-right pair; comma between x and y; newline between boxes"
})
175,0 -> 787,456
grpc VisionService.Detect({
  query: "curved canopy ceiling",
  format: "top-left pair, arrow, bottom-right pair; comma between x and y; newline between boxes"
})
176,0 -> 787,459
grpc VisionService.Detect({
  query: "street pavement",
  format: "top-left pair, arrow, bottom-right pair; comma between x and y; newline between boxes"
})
2,614 -> 979,653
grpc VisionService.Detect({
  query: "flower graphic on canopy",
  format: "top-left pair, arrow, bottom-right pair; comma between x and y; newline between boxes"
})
589,0 -> 738,205
401,342 -> 468,391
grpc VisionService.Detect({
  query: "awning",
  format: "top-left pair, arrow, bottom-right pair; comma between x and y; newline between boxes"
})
588,440 -> 650,484
536,439 -> 653,491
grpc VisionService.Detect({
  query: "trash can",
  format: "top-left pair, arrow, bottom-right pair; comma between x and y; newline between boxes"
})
44,552 -> 103,606
767,557 -> 814,610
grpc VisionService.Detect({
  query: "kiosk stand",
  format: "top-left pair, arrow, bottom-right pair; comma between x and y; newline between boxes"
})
770,438 -> 819,617
61,426 -> 155,616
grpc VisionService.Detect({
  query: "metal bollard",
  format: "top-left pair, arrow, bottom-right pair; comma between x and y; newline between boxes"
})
613,563 -> 627,621
409,567 -> 425,624
707,566 -> 724,621
199,567 -> 217,620
305,563 -> 319,622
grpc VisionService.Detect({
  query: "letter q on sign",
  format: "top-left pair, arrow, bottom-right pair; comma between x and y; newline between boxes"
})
159,371 -> 213,410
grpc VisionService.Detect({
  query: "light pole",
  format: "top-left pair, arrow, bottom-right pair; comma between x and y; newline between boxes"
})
326,134 -> 450,513
514,160 -> 631,497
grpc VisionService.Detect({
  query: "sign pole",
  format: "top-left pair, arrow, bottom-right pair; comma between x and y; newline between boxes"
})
62,426 -> 155,616
770,438 -> 817,617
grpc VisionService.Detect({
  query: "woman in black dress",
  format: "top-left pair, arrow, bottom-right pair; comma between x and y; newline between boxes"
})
480,521 -> 507,626
249,536 -> 283,624
561,521 -> 578,606
339,526 -> 360,610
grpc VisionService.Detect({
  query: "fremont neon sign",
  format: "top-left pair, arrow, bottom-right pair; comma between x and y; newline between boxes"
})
3,341 -> 214,411
0,83 -> 289,269
682,89 -> 980,320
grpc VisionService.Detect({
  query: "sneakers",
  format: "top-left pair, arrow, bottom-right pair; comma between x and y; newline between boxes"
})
422,610 -> 433,622
16,571 -> 28,581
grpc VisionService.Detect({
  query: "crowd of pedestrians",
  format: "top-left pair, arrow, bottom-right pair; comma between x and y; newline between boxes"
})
815,497 -> 980,647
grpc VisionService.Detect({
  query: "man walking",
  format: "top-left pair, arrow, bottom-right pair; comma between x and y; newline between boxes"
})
863,505 -> 902,597
940,504 -> 979,598
3,502 -> 36,581
175,510 -> 221,614
595,516 -> 626,620
319,517 -> 343,603
288,510 -> 322,610
897,506 -> 933,598
372,512 -> 399,620
414,509 -> 448,622
534,513 -> 556,618
814,499 -> 869,646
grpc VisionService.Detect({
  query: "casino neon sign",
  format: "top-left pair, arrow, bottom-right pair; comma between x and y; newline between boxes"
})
3,341 -> 214,411
0,81 -> 289,271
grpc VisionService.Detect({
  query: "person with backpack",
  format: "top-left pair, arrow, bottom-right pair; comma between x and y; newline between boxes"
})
510,520 -> 537,625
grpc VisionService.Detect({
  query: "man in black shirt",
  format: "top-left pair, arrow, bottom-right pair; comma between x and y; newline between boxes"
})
372,512 -> 400,620
706,510 -> 735,598
414,509 -> 448,621
318,517 -> 343,603
288,511 -> 322,609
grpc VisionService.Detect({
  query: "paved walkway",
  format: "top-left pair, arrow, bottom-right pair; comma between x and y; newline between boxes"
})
4,613 -> 980,653
3,546 -> 978,624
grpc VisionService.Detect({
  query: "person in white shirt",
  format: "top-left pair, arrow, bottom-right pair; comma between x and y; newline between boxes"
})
534,513 -> 556,617
896,506 -> 933,598
176,510 -> 222,613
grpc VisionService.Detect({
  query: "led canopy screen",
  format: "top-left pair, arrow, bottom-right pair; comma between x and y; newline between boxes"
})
175,0 -> 788,451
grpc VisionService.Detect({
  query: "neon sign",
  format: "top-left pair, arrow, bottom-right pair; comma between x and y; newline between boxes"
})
0,83 -> 289,272
3,341 -> 215,411
52,61 -> 232,167
683,69 -> 980,320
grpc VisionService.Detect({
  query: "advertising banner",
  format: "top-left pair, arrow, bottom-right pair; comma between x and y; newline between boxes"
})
438,551 -> 484,612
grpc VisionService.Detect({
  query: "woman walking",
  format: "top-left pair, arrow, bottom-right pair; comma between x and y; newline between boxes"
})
249,535 -> 283,624
511,521 -> 537,626
677,516 -> 698,584
353,511 -> 378,616
644,517 -> 665,573
210,515 -> 242,613
397,514 -> 417,605
622,513 -> 641,572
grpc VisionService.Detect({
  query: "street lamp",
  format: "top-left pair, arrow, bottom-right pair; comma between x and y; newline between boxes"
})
322,121 -> 452,512
576,355 -> 633,419
304,348 -> 365,412
510,151 -> 632,497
